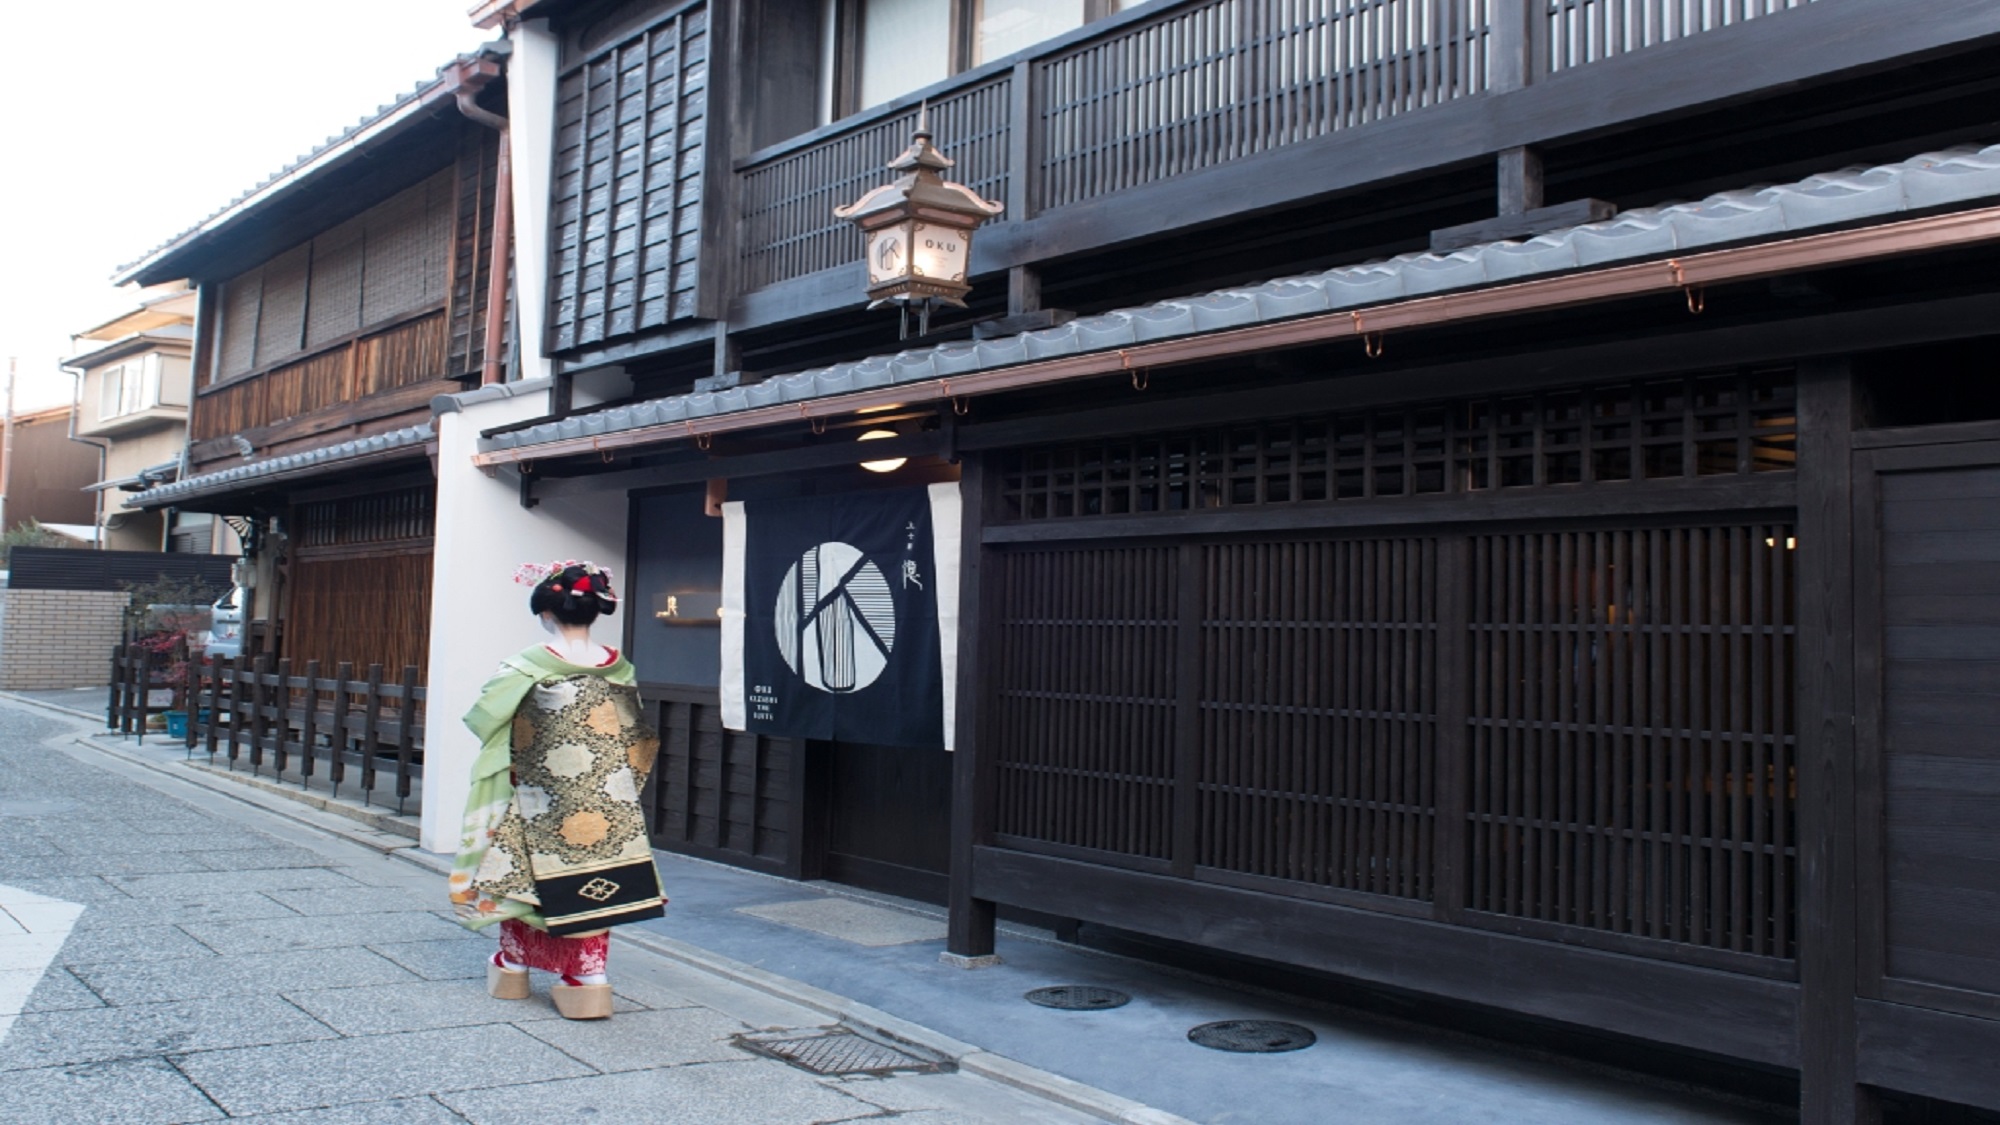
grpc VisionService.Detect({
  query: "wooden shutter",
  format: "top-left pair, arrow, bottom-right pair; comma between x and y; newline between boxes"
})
547,3 -> 709,352
306,215 -> 365,348
361,177 -> 439,327
216,268 -> 263,379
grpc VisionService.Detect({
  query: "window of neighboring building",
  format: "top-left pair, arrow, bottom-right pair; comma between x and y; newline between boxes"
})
836,0 -> 1127,116
99,364 -> 124,421
99,354 -> 164,421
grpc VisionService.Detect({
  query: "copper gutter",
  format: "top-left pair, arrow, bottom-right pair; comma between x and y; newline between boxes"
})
455,61 -> 513,387
473,203 -> 2000,468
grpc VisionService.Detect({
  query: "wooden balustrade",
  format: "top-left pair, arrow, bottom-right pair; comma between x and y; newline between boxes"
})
735,0 -> 1832,292
1545,0 -> 1824,72
190,310 -> 450,443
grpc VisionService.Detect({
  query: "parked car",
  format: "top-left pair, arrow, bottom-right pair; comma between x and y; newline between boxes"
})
205,587 -> 246,661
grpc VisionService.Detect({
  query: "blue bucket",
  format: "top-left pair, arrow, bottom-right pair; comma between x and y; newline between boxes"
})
164,711 -> 188,738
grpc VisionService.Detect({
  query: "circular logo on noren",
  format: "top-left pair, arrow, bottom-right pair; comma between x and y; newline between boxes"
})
774,542 -> 896,694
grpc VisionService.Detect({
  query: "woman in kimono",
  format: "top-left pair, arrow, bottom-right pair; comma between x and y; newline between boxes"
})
448,561 -> 663,1020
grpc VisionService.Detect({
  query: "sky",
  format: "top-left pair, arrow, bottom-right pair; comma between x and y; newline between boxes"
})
0,1 -> 491,412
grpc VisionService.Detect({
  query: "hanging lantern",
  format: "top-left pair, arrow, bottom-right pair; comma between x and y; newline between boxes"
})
835,122 -> 1005,331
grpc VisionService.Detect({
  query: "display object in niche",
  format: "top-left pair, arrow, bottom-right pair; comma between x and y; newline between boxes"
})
720,485 -> 960,748
653,590 -> 722,624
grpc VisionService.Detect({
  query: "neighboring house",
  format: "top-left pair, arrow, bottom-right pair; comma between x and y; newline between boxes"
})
111,45 -> 517,677
64,283 -> 227,553
1,404 -> 103,538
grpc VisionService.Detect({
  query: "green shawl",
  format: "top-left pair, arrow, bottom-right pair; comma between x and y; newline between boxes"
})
449,645 -> 637,931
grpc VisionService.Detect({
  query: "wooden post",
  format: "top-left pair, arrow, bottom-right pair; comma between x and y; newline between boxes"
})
106,646 -> 121,730
331,661 -> 354,798
360,663 -> 383,805
184,657 -> 201,756
1006,58 -> 1035,227
947,453 -> 1000,961
1433,534 -> 1472,922
395,666 -> 420,813
226,655 -> 247,768
248,653 -> 271,774
273,657 -> 294,778
1497,146 -> 1544,217
1794,358 -> 1877,1124
299,660 -> 321,788
205,654 -> 224,760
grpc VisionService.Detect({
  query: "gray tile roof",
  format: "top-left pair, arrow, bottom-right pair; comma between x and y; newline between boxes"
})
482,141 -> 2000,455
126,424 -> 434,509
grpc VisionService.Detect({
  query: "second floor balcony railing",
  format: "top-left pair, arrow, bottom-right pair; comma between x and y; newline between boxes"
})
735,0 -> 1826,294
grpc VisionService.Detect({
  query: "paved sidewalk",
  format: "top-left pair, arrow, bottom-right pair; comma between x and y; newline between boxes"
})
0,701 -> 1115,1124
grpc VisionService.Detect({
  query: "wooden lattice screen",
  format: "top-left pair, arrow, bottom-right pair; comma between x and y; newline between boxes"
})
991,518 -> 1797,964
650,691 -> 794,869
546,4 -> 711,351
1197,537 -> 1440,900
1465,524 -> 1798,959
999,370 -> 1797,520
994,545 -> 1180,860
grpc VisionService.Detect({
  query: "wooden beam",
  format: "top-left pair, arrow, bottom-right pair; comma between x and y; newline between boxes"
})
972,846 -> 1801,1065
947,454 -> 998,957
529,430 -> 947,496
1794,358 -> 1876,1124
1496,146 -> 1543,216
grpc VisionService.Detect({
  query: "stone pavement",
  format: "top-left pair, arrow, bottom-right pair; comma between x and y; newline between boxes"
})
0,699 -> 1116,1125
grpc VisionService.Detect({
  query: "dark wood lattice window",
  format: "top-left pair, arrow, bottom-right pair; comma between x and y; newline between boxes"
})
997,370 -> 1797,520
989,516 -> 1799,964
1197,537 -> 1440,900
1464,522 -> 1797,959
294,487 -> 436,557
993,545 -> 1180,860
547,4 -> 710,352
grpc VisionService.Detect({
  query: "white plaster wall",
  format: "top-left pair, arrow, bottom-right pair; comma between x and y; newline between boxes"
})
419,387 -> 629,852
507,19 -> 560,382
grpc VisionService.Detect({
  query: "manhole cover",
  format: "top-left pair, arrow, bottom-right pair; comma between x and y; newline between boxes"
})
1025,985 -> 1131,1011
734,1028 -> 947,1076
1187,1020 -> 1316,1053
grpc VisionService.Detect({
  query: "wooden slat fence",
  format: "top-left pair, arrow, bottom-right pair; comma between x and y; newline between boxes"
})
644,686 -> 796,874
107,653 -> 428,812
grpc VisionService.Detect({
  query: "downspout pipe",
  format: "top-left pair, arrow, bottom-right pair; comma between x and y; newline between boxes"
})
455,79 -> 513,388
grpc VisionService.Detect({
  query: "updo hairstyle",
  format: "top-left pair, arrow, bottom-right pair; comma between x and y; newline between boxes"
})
529,563 -> 618,627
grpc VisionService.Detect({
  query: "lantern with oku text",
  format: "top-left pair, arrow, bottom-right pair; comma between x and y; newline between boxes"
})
835,125 -> 1005,317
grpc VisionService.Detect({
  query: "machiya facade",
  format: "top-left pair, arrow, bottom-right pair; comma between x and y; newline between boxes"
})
127,0 -> 2000,1118
117,46 -> 521,680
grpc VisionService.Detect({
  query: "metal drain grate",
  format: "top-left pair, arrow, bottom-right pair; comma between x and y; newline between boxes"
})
734,1027 -> 948,1076
1025,985 -> 1131,1011
1187,1020 -> 1317,1053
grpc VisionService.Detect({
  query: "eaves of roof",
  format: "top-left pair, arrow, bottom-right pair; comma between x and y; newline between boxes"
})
64,326 -> 195,372
114,44 -> 510,288
469,0 -> 552,29
124,424 -> 435,511
474,141 -> 2000,466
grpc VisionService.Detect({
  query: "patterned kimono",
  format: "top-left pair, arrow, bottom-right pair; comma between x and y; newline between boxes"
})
450,646 -> 665,946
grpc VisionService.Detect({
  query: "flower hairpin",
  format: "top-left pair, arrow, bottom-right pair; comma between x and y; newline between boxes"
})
512,560 -> 617,602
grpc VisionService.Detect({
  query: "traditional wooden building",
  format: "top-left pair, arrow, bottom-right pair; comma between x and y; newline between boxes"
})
425,0 -> 2000,1118
114,46 -> 519,676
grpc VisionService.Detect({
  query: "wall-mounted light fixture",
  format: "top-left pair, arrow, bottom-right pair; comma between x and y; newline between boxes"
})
857,429 -> 906,473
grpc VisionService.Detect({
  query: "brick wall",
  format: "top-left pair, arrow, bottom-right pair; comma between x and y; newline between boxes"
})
0,589 -> 130,690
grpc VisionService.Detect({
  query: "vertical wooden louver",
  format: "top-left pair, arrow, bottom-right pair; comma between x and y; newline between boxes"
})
546,4 -> 710,352
1464,524 -> 1798,958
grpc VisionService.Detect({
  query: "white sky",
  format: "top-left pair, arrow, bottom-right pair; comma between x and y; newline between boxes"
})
0,1 -> 490,411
